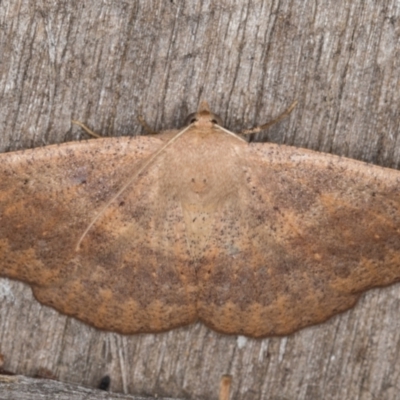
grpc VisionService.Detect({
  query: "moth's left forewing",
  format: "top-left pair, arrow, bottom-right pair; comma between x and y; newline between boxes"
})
0,137 -> 155,284
0,136 -> 197,334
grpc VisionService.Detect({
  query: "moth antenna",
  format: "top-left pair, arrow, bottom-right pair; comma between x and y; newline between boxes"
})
71,120 -> 102,138
138,115 -> 158,135
240,100 -> 298,135
214,125 -> 247,143
75,123 -> 193,250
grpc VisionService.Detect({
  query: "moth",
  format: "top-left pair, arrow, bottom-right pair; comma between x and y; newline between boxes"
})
0,102 -> 399,337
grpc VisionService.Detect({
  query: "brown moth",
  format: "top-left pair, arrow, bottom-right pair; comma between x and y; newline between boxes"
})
0,102 -> 399,338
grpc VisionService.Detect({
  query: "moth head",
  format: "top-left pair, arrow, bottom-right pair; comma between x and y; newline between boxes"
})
184,101 -> 223,128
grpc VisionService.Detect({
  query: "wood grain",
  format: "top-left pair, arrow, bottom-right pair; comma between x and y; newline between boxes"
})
0,374 -> 179,400
1,1 -> 400,399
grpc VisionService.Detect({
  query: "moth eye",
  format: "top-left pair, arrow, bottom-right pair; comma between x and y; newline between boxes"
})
211,119 -> 218,124
184,113 -> 197,126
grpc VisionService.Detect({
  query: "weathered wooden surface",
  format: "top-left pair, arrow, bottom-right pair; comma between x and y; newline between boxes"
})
0,1 -> 400,399
0,374 -> 181,400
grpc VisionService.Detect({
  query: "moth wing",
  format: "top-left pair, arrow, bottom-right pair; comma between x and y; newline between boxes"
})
0,136 -> 197,333
197,142 -> 400,337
